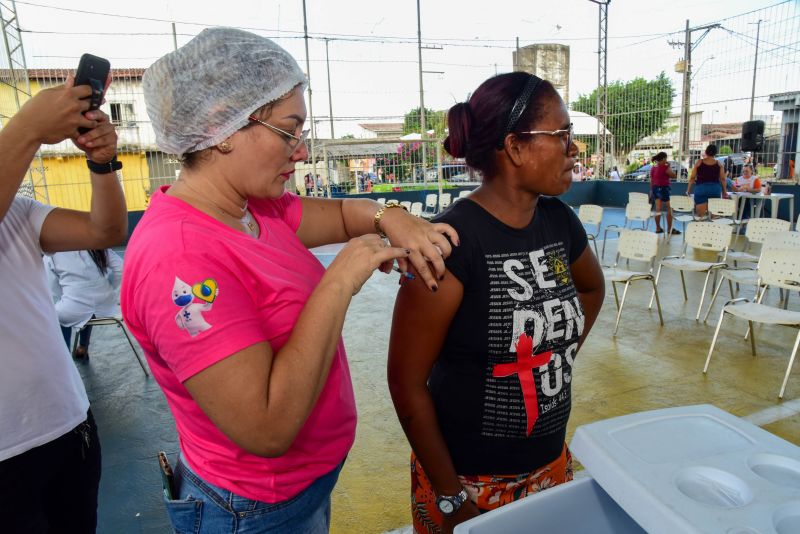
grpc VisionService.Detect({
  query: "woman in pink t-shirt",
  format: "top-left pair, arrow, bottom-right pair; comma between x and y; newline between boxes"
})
122,28 -> 457,533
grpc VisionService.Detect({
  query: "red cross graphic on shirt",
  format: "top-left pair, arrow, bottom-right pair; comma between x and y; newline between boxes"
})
492,334 -> 553,436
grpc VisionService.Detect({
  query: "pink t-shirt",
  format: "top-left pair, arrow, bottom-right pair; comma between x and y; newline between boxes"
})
121,187 -> 356,503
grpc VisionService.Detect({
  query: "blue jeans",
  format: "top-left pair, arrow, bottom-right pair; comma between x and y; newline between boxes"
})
61,324 -> 93,349
165,457 -> 343,533
693,182 -> 722,207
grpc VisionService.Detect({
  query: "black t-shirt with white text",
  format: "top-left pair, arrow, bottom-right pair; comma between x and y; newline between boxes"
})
431,197 -> 588,475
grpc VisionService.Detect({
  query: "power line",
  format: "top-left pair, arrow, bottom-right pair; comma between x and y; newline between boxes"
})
14,0 -> 772,49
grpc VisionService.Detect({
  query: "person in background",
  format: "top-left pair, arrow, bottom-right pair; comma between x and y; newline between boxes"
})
0,75 -> 126,532
609,166 -> 621,181
44,248 -> 124,360
122,27 -> 457,533
686,144 -> 727,218
732,164 -> 763,221
571,162 -> 583,181
650,152 -> 680,235
388,72 -> 604,534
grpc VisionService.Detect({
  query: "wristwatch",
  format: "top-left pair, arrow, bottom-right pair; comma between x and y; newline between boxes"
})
435,488 -> 468,517
86,156 -> 123,174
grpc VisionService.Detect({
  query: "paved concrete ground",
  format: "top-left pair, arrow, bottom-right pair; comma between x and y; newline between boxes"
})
79,208 -> 799,533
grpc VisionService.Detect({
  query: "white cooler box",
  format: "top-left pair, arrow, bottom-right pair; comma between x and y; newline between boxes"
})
456,404 -> 800,534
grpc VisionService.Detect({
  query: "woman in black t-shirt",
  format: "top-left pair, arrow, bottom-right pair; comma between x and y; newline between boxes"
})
388,72 -> 605,534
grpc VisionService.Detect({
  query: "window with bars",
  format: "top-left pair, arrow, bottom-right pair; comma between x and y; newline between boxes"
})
109,102 -> 135,127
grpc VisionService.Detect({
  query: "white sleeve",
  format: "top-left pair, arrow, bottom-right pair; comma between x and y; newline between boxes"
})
106,249 -> 124,290
14,195 -> 55,245
42,254 -> 62,303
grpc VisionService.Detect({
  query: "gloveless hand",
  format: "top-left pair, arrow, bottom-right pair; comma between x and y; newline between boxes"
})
74,110 -> 118,164
379,207 -> 459,291
441,500 -> 481,534
325,234 -> 411,297
14,74 -> 95,145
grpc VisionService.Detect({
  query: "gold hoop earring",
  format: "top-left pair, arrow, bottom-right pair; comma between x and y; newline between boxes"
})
217,141 -> 233,154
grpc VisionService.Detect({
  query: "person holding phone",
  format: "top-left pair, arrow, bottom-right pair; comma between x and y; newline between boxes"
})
121,27 -> 456,533
0,71 -> 126,532
388,72 -> 604,534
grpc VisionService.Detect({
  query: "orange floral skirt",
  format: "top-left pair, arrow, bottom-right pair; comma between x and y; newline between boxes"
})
410,444 -> 573,534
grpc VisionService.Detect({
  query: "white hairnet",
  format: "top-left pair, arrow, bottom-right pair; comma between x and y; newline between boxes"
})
143,27 -> 307,156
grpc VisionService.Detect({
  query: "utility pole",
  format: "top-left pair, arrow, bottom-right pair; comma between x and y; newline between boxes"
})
324,38 -> 335,138
302,0 -> 319,197
590,0 -> 610,178
679,20 -> 691,168
676,20 -> 720,167
749,19 -> 763,121
416,0 -> 427,173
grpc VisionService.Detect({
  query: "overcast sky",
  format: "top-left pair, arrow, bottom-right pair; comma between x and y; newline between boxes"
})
11,0 -> 798,137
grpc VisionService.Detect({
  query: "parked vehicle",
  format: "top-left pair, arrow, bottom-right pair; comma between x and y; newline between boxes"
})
623,161 -> 688,181
715,152 -> 750,178
424,163 -> 470,182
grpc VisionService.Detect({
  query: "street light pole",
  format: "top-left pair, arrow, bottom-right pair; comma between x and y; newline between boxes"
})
749,19 -> 763,121
324,38 -> 335,139
302,0 -> 319,196
416,0 -> 427,173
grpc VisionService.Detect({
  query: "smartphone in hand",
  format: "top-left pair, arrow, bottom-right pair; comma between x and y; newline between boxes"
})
74,53 -> 110,134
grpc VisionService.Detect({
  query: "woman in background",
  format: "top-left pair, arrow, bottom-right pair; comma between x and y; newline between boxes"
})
649,152 -> 679,235
45,248 -> 123,359
687,144 -> 727,218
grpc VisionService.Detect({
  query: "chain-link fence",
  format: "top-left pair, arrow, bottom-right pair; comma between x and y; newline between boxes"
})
0,0 -> 797,210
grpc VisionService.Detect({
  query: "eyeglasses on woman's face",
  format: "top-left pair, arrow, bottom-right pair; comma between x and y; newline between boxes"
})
518,123 -> 574,155
248,115 -> 309,152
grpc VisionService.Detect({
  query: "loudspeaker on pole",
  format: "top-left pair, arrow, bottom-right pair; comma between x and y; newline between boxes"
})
741,120 -> 765,152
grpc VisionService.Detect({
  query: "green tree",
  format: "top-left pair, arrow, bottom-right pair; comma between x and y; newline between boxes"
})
403,107 -> 446,137
572,72 -> 674,160
719,145 -> 733,155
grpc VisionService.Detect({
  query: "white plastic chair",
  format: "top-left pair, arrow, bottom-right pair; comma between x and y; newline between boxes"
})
726,218 -> 791,266
422,194 -> 438,218
650,221 -> 731,320
702,230 -> 800,322
439,193 -> 452,212
603,230 -> 664,336
708,198 -> 742,233
601,202 -> 652,260
668,195 -> 696,242
704,247 -> 800,398
457,190 -> 471,200
400,201 -> 412,211
578,204 -> 604,257
410,202 -> 423,217
72,316 -> 149,376
628,192 -> 650,205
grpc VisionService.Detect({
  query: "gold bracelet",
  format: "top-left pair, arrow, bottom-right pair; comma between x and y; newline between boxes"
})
374,203 -> 407,238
